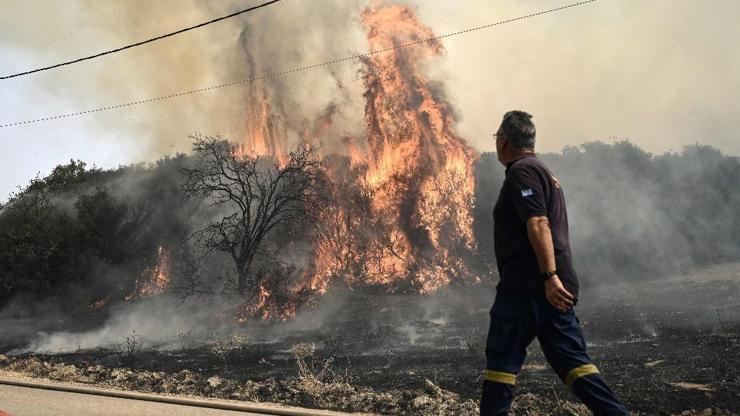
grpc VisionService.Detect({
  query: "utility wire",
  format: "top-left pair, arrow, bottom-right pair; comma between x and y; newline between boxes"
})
0,0 -> 598,129
0,0 -> 284,80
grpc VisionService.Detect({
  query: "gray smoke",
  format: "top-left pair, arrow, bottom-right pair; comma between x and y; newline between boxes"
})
2,1 -> 739,357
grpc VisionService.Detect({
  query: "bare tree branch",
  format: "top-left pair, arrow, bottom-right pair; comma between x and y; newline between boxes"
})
182,135 -> 327,296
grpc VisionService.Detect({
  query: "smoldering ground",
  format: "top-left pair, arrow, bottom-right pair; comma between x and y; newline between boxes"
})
2,263 -> 739,414
6,265 -> 738,353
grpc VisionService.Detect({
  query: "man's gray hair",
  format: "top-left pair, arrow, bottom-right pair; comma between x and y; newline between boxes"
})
500,110 -> 536,150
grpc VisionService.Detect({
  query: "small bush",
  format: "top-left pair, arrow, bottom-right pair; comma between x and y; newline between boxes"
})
291,342 -> 349,386
113,330 -> 143,366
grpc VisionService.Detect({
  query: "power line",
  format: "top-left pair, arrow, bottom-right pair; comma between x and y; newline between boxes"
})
0,0 -> 598,129
0,0 -> 284,80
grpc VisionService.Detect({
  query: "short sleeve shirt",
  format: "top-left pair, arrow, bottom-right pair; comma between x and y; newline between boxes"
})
493,153 -> 579,298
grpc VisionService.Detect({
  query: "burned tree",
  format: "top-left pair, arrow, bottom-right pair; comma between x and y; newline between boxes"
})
183,135 -> 326,296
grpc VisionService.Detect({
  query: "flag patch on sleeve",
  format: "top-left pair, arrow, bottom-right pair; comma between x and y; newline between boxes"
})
521,189 -> 533,197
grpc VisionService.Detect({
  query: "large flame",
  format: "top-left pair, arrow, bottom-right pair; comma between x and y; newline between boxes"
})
311,3 -> 477,293
236,3 -> 478,318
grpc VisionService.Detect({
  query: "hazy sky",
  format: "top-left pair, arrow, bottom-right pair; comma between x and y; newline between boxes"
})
1,0 -> 739,200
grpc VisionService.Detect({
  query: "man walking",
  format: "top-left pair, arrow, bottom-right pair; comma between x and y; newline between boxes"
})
480,111 -> 628,415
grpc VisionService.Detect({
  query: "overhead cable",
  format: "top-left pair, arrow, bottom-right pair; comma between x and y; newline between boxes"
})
0,0 -> 598,129
0,0 -> 284,80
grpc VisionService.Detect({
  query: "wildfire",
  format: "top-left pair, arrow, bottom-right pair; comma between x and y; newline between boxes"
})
235,3 -> 479,319
310,3 -> 477,293
125,246 -> 171,301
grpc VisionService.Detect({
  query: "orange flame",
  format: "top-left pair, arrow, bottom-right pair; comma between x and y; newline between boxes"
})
235,78 -> 288,166
311,3 -> 478,293
236,3 -> 479,318
126,246 -> 171,301
234,281 -> 297,323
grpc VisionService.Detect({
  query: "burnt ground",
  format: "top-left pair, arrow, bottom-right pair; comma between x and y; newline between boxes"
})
1,263 -> 739,415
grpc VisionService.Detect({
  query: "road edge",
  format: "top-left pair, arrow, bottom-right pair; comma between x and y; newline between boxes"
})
0,376 -> 357,416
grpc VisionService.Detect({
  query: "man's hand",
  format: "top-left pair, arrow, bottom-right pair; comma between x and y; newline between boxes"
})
545,274 -> 575,312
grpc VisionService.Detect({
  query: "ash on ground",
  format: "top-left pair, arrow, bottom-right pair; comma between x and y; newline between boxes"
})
1,264 -> 739,415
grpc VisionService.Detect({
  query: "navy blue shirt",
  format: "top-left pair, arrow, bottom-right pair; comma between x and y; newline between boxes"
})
493,153 -> 579,298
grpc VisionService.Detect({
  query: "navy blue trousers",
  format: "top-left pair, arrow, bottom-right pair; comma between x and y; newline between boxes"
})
480,293 -> 628,416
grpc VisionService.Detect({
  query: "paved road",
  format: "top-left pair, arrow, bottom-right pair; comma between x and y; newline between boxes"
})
0,384 -> 273,416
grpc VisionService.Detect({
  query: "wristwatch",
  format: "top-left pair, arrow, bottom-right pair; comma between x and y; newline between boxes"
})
541,271 -> 557,281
